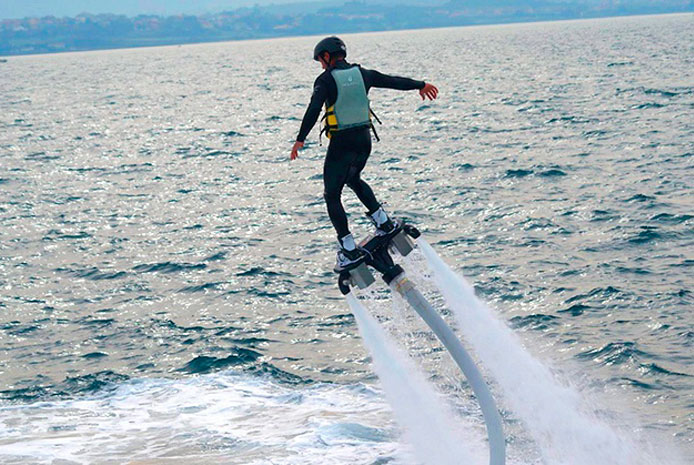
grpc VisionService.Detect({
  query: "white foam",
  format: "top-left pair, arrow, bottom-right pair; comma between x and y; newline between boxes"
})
0,373 -> 409,465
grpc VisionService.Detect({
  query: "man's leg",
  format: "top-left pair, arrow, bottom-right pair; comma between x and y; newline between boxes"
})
346,171 -> 380,214
323,145 -> 352,239
348,168 -> 396,233
323,142 -> 366,266
344,131 -> 396,234
344,128 -> 381,214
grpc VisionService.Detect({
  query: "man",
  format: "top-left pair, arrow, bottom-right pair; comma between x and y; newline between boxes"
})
291,36 -> 438,269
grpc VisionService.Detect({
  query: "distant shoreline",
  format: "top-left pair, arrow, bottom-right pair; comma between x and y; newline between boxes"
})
1,11 -> 692,59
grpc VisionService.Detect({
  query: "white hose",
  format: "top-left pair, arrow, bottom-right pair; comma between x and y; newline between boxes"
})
390,274 -> 506,465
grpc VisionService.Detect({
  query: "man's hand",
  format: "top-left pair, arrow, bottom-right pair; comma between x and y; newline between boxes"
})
291,141 -> 304,161
419,83 -> 439,101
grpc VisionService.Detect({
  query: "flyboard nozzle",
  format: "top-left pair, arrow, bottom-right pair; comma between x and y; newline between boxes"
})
337,227 -> 414,295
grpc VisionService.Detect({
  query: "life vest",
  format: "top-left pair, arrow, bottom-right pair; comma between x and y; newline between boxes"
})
321,66 -> 381,141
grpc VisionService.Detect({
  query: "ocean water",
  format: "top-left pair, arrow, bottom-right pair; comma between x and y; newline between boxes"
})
1,13 -> 692,464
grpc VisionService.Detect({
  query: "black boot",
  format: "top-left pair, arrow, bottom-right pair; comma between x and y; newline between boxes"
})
367,206 -> 398,235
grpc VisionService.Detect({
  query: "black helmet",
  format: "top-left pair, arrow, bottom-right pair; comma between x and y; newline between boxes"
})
313,36 -> 347,61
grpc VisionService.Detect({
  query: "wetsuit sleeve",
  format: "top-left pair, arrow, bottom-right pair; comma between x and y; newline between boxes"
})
361,68 -> 425,91
296,77 -> 328,142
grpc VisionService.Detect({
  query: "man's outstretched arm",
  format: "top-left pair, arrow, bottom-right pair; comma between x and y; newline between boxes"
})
362,68 -> 438,100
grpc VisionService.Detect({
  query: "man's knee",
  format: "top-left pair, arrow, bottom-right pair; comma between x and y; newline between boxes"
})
323,188 -> 341,204
347,177 -> 367,193
345,166 -> 362,189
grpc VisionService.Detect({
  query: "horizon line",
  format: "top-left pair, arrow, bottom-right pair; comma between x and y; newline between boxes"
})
2,11 -> 691,60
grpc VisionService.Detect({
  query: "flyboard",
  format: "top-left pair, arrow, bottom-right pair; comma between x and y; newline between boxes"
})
336,222 -> 506,465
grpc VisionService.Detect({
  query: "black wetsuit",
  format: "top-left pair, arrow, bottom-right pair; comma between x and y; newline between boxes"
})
297,60 -> 425,239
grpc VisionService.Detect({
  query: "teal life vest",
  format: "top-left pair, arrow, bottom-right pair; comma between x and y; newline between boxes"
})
322,66 -> 376,139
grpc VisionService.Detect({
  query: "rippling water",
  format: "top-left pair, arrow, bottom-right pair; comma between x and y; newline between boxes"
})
1,13 -> 692,464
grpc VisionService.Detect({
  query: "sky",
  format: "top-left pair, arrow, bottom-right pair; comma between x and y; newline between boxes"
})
0,0 -> 333,19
